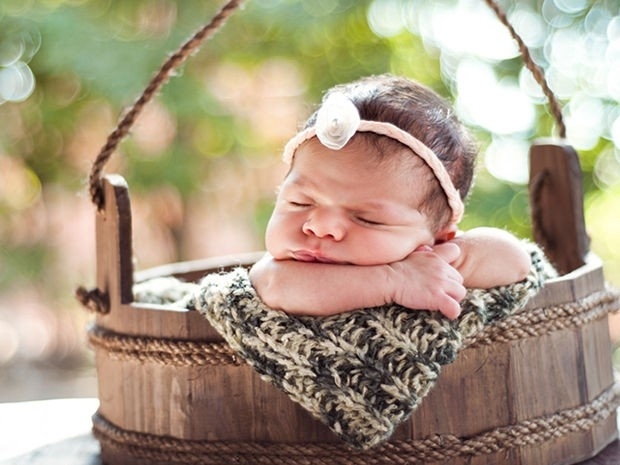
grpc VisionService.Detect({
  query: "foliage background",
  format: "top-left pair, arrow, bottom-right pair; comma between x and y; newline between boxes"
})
1,0 -> 620,401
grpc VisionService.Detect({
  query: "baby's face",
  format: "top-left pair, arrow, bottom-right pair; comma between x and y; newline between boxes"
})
265,136 -> 437,266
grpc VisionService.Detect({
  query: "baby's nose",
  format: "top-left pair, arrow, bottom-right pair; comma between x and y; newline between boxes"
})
302,209 -> 345,241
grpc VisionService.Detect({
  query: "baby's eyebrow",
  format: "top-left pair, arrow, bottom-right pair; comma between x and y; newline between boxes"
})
288,175 -> 313,189
283,176 -> 321,198
352,200 -> 410,220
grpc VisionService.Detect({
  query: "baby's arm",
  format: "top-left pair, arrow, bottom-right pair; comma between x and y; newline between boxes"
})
249,244 -> 465,319
450,227 -> 531,288
249,227 -> 530,319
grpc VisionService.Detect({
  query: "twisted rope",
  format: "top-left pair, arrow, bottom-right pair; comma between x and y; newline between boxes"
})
87,0 -> 245,210
92,385 -> 619,464
465,287 -> 620,349
87,287 -> 620,366
483,0 -> 566,138
87,325 -> 241,366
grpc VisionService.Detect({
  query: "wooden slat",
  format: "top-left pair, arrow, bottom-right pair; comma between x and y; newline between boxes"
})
529,140 -> 590,274
95,175 -> 134,310
134,251 -> 265,284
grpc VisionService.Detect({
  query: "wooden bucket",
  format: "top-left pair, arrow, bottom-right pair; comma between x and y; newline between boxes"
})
75,2 -> 620,463
81,141 -> 620,465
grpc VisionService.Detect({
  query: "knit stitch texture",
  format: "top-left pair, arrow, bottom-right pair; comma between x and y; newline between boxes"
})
133,243 -> 554,449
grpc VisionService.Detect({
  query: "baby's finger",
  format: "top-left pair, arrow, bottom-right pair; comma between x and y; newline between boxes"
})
448,279 -> 467,301
432,242 -> 461,264
437,296 -> 462,320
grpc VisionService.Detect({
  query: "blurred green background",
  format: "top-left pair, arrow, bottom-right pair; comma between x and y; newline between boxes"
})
1,0 -> 620,402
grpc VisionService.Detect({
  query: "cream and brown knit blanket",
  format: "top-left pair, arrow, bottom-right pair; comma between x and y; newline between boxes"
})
134,243 -> 554,449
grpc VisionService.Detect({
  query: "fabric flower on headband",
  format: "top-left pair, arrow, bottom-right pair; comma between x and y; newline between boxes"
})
315,92 -> 361,150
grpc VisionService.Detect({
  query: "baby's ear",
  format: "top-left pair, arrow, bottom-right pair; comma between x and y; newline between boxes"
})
434,223 -> 458,243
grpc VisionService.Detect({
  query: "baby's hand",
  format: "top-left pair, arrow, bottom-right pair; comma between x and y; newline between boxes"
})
387,242 -> 466,319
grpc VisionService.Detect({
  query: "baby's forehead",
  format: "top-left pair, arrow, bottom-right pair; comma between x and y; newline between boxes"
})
288,139 -> 435,196
353,133 -> 431,174
287,134 -> 432,182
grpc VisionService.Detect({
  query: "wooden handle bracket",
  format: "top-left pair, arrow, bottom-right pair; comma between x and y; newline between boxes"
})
529,139 -> 590,274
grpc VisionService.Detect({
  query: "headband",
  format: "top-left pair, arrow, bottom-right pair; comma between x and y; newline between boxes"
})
282,92 -> 465,224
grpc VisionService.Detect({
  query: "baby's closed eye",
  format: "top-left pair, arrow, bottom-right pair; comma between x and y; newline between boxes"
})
354,216 -> 384,226
288,200 -> 312,208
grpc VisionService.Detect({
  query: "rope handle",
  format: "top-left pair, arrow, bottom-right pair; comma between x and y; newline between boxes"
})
483,0 -> 566,138
87,0 -> 245,210
86,0 -> 565,210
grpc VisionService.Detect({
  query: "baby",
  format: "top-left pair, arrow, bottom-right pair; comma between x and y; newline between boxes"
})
250,75 -> 531,320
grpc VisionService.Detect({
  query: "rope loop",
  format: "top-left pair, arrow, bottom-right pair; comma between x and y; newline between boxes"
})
75,286 -> 110,314
86,0 -> 565,210
87,0 -> 245,210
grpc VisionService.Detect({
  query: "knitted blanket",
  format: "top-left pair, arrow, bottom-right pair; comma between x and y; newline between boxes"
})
134,243 -> 555,449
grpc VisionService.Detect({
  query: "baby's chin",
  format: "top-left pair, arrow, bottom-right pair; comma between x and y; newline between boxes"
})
350,253 -> 412,266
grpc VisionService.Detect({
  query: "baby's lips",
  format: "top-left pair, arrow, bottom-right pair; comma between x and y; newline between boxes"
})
293,250 -> 339,263
415,244 -> 434,252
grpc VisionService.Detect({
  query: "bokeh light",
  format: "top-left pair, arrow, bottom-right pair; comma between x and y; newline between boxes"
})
0,19 -> 39,104
455,59 -> 536,136
377,0 -> 620,187
484,137 -> 530,185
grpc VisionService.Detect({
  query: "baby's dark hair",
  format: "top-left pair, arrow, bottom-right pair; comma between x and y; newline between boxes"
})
305,74 -> 478,229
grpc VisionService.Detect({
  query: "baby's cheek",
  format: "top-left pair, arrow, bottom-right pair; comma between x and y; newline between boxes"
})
264,217 -> 290,258
263,218 -> 278,253
370,235 -> 420,264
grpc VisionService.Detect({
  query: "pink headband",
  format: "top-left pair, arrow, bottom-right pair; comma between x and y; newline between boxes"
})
282,92 -> 464,224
